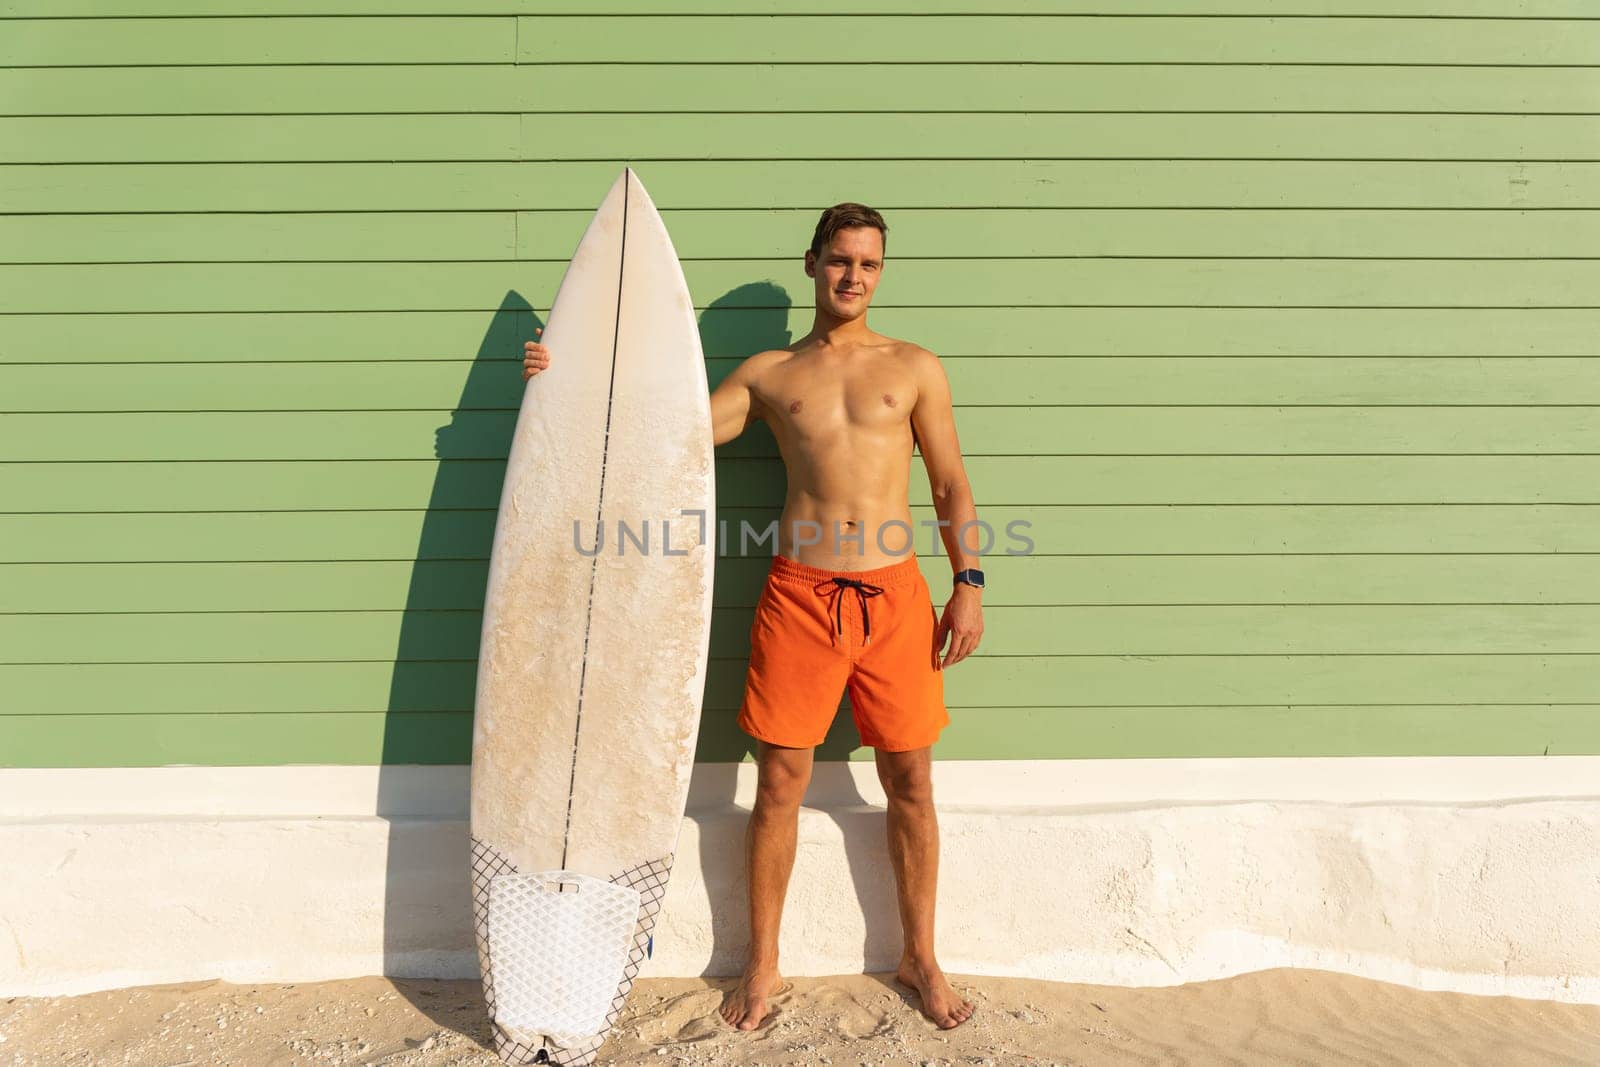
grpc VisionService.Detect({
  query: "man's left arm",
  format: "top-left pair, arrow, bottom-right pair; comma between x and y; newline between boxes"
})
909,346 -> 984,668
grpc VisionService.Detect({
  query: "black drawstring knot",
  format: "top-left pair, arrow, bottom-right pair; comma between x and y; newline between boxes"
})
814,576 -> 886,646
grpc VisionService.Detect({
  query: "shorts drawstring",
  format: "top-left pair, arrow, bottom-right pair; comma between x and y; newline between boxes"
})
814,577 -> 886,646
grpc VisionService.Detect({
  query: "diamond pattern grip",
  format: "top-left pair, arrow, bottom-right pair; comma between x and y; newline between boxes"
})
471,837 -> 675,1066
486,872 -> 642,1046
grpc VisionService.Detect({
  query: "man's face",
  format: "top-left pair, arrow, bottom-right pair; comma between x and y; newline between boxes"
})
804,226 -> 884,320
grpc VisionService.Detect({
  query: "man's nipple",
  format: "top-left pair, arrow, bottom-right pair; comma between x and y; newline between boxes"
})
882,393 -> 897,407
789,399 -> 803,414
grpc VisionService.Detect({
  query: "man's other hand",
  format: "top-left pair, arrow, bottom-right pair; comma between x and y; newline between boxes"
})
523,327 -> 551,381
936,584 -> 984,668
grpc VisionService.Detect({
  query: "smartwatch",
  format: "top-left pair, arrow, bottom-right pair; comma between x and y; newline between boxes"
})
953,568 -> 985,589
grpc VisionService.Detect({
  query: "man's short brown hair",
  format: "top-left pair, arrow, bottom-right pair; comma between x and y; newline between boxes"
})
809,202 -> 888,258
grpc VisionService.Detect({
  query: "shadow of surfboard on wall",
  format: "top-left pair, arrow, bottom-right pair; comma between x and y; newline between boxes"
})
376,292 -> 537,1039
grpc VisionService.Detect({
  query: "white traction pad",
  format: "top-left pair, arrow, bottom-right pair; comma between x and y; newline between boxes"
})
485,871 -> 643,1048
471,838 -> 675,1065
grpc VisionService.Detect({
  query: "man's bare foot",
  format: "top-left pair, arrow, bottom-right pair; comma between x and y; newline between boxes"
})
718,966 -> 788,1031
894,957 -> 975,1029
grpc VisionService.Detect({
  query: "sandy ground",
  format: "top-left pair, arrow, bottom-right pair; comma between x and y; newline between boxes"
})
3,968 -> 1597,1067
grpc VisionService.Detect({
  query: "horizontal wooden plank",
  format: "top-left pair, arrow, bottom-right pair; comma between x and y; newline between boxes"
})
0,711 -> 475,767
8,207 -> 1600,262
6,653 -> 1599,716
6,604 -> 1600,664
5,553 -> 1600,614
0,115 -> 528,166
5,66 -> 1599,116
932,704 -> 1600,761
3,407 -> 1596,462
4,456 -> 1600,513
5,701 -> 1595,769
4,2 -> 1596,17
6,501 -> 1599,565
523,15 -> 1600,65
12,113 -> 1600,167
0,16 -> 511,66
5,161 -> 1592,214
1,498 -> 1596,559
8,258 -> 1600,315
8,15 -> 1600,66
11,357 -> 1600,412
0,610 -> 485,663
6,309 -> 1599,364
0,560 -> 498,613
8,114 -> 1600,166
0,503 -> 1548,564
0,115 -> 522,166
525,111 -> 1598,163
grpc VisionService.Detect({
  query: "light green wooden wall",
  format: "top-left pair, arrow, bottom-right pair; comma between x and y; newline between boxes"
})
3,2 -> 1598,767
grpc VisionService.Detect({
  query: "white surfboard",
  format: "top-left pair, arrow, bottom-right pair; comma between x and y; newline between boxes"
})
469,168 -> 715,1066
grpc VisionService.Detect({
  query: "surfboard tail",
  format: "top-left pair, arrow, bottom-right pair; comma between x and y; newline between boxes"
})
471,838 -> 674,1065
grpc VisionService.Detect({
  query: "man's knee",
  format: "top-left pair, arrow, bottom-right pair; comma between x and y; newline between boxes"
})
754,747 -> 812,810
878,758 -> 933,807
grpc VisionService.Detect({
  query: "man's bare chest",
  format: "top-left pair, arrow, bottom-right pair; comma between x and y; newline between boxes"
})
757,362 -> 918,439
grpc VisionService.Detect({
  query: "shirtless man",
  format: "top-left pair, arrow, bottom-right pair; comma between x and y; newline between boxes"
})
523,203 -> 982,1032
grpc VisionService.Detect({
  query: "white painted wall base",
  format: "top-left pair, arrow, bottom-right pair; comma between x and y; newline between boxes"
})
2,760 -> 1598,1003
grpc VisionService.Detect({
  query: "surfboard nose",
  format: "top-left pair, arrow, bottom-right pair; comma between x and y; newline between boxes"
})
621,167 -> 664,225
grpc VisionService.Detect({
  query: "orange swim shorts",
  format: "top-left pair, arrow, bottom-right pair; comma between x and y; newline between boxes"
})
736,553 -> 949,752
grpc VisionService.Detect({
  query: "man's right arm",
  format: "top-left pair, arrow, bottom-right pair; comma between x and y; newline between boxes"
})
709,353 -> 767,447
526,334 -> 766,447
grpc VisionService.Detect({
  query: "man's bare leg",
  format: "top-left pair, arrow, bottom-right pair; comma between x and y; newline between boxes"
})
876,745 -> 975,1029
719,740 -> 812,1030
